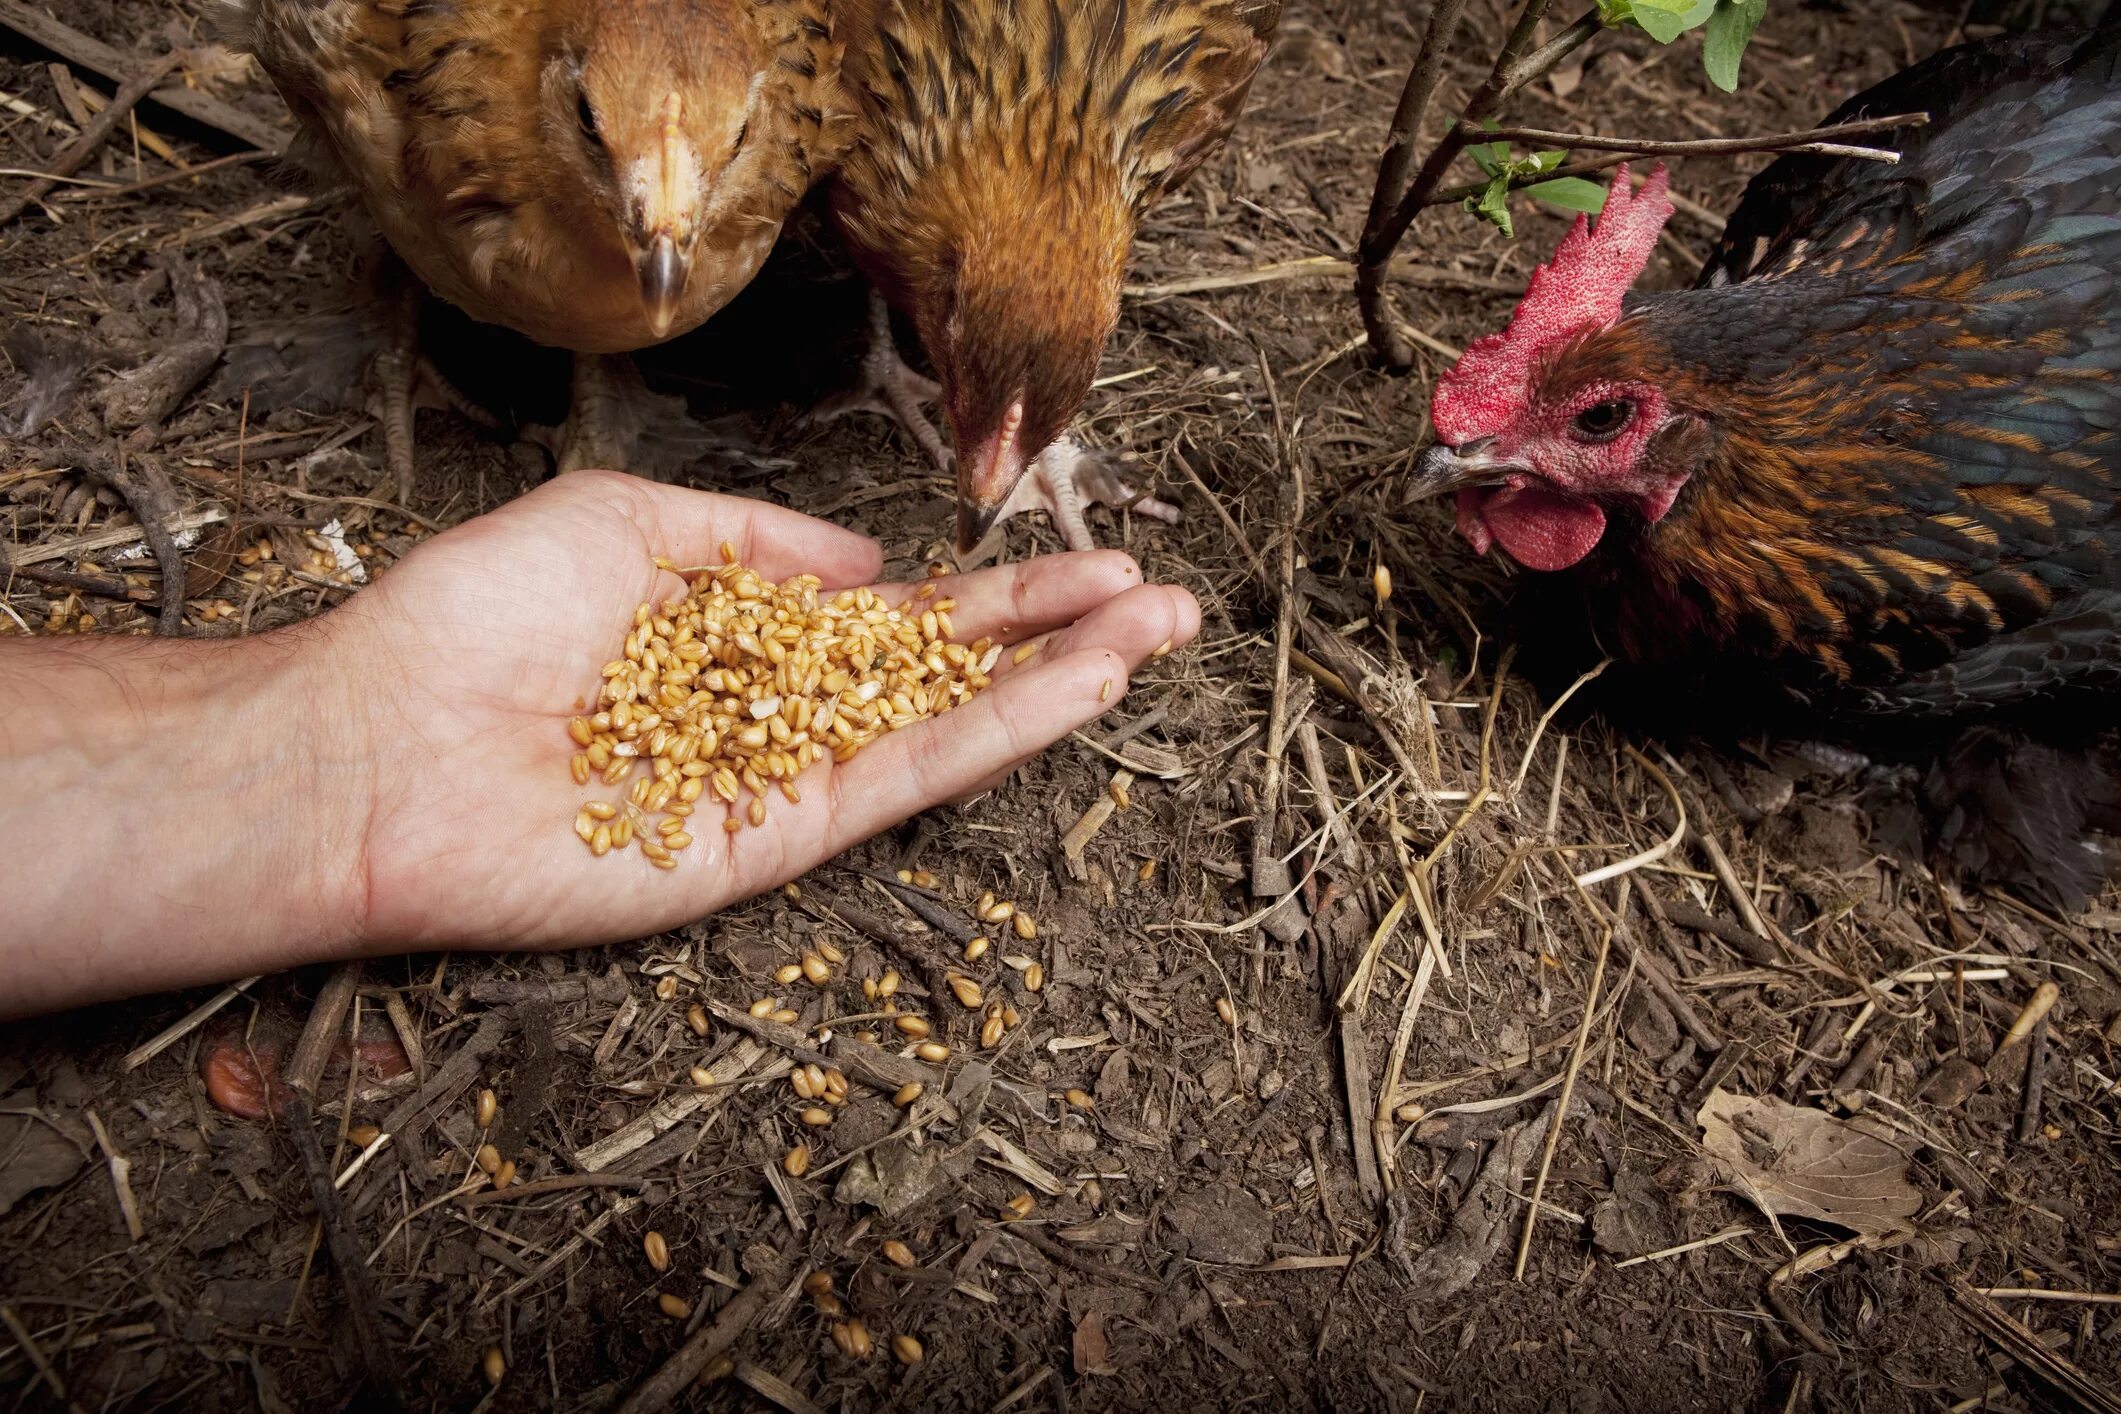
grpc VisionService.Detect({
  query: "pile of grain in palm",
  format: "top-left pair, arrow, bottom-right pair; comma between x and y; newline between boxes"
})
566,547 -> 1002,865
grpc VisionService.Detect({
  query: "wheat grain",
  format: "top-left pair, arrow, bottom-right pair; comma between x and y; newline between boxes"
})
568,553 -> 997,857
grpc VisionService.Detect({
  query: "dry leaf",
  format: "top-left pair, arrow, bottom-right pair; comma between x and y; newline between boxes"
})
1697,1089 -> 1920,1241
1072,1311 -> 1113,1376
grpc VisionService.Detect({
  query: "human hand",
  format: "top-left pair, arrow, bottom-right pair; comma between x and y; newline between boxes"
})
323,471 -> 1198,951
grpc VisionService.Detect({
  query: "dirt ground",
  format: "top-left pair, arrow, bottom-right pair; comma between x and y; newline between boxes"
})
6,0 -> 2121,1409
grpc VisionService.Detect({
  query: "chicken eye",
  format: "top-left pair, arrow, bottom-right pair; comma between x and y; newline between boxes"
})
1571,398 -> 1634,443
577,90 -> 601,145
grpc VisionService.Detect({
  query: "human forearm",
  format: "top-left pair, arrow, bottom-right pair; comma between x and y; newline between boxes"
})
0,630 -> 370,1016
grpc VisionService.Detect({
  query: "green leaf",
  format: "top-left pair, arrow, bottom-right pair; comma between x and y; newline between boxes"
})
1467,140 -> 1508,177
1703,0 -> 1767,91
1603,0 -> 1716,43
1525,176 -> 1610,214
1469,172 -> 1516,238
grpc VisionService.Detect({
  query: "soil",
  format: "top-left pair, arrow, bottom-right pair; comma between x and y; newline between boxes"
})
5,1 -> 2121,1411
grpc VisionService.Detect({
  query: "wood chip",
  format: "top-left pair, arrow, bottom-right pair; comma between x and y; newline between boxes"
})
573,1040 -> 769,1172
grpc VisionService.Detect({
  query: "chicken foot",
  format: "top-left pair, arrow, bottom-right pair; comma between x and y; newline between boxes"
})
977,436 -> 1183,556
521,353 -> 740,481
807,289 -> 952,473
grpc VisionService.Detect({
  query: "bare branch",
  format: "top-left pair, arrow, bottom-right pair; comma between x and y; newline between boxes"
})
1477,111 -> 1924,158
1356,4 -> 1601,365
1354,0 -> 1473,364
1423,113 -> 1926,207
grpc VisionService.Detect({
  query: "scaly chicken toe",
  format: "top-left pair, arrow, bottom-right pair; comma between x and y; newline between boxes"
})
523,354 -> 755,482
809,291 -> 952,473
983,437 -> 1182,554
366,283 -> 501,505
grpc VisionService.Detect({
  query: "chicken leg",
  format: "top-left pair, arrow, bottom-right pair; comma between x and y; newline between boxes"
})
364,279 -> 501,505
976,436 -> 1184,556
808,290 -> 952,473
523,353 -> 743,480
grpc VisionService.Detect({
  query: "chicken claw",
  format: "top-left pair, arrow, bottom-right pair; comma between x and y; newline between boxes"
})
809,291 -> 951,473
522,354 -> 740,482
978,437 -> 1183,556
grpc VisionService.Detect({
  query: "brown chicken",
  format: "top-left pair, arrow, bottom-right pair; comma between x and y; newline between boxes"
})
825,0 -> 1281,552
221,0 -> 845,490
1409,30 -> 2121,904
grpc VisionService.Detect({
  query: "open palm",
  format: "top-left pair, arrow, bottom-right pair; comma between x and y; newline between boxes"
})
322,472 -> 1196,949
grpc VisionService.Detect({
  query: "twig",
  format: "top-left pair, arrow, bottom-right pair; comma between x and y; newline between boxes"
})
464,974 -> 629,1005
82,1109 -> 143,1242
99,444 -> 188,634
1573,746 -> 1685,887
572,1040 -> 771,1172
1250,446 -> 1302,899
377,1010 -> 510,1138
1976,1289 -> 2121,1306
614,1253 -> 791,1414
1513,922 -> 1611,1281
1613,915 -> 1721,1053
0,48 -> 178,227
456,1173 -> 649,1208
1004,1225 -> 1163,1293
1945,1278 -> 2121,1414
500,1196 -> 644,1303
1473,112 -> 1923,160
1125,254 -> 1519,300
6,505 -> 225,567
282,1092 -> 400,1405
121,975 -> 259,1070
0,2 -> 290,150
1060,769 -> 1133,871
1691,827 -> 1779,956
0,1305 -> 80,1412
2016,1017 -> 2052,1149
1611,1225 -> 1754,1268
0,559 -> 153,602
287,963 -> 362,1098
277,964 -> 399,1404
1663,898 -> 1780,967
1298,719 -> 1361,870
1372,924 -> 1440,1189
55,147 -> 271,201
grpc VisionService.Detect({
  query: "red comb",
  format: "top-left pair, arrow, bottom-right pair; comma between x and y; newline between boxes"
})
1430,164 -> 1673,444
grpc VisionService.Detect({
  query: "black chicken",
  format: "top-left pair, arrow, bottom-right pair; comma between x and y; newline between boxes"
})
1409,30 -> 2121,906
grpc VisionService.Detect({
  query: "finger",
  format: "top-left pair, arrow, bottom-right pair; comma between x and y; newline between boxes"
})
545,469 -> 886,588
812,582 -> 1192,854
871,550 -> 1146,645
951,583 -> 1196,796
987,582 -> 1201,687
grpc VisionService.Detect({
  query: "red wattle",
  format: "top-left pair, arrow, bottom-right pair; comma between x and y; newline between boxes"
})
1474,484 -> 1608,571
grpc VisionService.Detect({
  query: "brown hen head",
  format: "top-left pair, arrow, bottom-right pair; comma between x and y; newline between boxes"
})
860,157 -> 1133,550
569,7 -> 763,336
230,0 -> 845,351
538,1 -> 813,338
832,0 -> 1279,549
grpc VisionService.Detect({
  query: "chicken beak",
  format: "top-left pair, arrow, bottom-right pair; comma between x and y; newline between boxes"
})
638,233 -> 687,340
954,400 -> 1028,554
634,91 -> 694,340
1407,440 -> 1522,501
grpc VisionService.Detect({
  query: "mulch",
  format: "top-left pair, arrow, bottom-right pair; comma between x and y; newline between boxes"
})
5,0 -> 2120,1410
